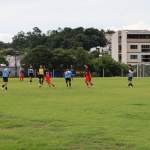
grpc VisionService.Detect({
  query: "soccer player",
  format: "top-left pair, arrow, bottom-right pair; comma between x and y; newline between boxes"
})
38,65 -> 44,85
44,66 -> 56,88
1,63 -> 11,90
19,69 -> 24,82
127,64 -> 134,87
28,65 -> 34,83
64,67 -> 72,89
84,64 -> 94,88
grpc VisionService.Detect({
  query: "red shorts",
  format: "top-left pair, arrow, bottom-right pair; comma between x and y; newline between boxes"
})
20,74 -> 24,78
85,76 -> 91,82
45,76 -> 51,83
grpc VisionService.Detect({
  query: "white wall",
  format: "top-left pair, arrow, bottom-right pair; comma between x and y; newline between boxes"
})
121,31 -> 127,64
111,32 -> 118,61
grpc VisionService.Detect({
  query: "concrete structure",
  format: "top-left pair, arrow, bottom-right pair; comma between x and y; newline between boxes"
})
90,46 -> 111,55
112,30 -> 150,65
0,55 -> 21,77
5,55 -> 21,67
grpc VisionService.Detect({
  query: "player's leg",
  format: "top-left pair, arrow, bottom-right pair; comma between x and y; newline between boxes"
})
130,78 -> 133,87
5,82 -> 8,90
46,77 -> 51,87
69,78 -> 71,88
128,78 -> 133,87
39,75 -> 42,84
42,76 -> 44,85
1,78 -> 6,90
85,77 -> 89,87
66,78 -> 68,87
29,74 -> 33,83
88,78 -> 94,87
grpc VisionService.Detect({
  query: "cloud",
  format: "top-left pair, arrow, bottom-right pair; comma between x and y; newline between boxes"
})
105,21 -> 150,31
0,33 -> 12,43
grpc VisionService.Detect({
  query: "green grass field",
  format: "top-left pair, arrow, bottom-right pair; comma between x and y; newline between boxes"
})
0,77 -> 150,150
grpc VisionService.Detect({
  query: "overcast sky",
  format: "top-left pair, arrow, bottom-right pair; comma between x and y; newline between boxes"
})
0,0 -> 150,43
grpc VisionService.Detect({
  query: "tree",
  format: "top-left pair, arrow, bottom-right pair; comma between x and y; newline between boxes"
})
51,48 -> 75,69
0,56 -> 8,64
12,31 -> 26,51
74,47 -> 91,71
21,45 -> 53,71
93,55 -> 127,77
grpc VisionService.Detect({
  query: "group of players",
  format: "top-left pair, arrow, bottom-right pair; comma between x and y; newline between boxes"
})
1,64 -> 94,90
1,63 -> 135,90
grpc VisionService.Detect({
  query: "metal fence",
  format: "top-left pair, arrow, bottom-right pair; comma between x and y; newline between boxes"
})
137,63 -> 150,77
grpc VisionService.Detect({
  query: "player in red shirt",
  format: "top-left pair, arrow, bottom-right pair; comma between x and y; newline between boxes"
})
84,64 -> 94,88
19,69 -> 24,82
44,66 -> 56,88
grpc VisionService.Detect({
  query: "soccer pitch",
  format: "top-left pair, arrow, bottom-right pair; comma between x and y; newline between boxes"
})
0,77 -> 150,150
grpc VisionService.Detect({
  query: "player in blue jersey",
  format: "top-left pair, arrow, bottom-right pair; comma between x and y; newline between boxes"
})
1,63 -> 11,90
28,65 -> 34,83
64,68 -> 73,88
127,64 -> 134,87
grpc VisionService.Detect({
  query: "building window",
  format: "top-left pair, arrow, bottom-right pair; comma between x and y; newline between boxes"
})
118,54 -> 122,62
127,34 -> 150,39
141,45 -> 150,52
130,45 -> 138,49
118,45 -> 121,53
141,55 -> 150,62
130,55 -> 138,59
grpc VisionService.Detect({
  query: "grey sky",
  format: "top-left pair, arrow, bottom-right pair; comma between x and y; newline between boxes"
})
0,0 -> 150,42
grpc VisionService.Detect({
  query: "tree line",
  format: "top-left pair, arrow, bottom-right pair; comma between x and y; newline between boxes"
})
0,27 -> 128,77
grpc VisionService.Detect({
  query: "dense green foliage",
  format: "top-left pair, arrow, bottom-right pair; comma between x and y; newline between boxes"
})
0,78 -> 150,150
0,55 -> 8,64
0,27 -> 127,76
11,27 -> 106,51
93,55 -> 127,77
20,45 -> 127,76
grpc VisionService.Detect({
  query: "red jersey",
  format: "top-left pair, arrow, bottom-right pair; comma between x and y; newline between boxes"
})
44,69 -> 52,77
85,68 -> 91,77
85,68 -> 91,82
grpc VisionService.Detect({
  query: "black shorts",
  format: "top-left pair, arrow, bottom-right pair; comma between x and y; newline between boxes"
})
3,77 -> 8,82
39,74 -> 44,79
29,73 -> 34,77
128,77 -> 133,81
65,78 -> 71,83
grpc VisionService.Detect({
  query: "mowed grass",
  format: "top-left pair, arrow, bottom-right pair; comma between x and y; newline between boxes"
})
0,77 -> 150,150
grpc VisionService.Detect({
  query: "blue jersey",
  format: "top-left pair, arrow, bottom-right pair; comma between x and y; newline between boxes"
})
65,71 -> 72,78
3,68 -> 10,77
28,68 -> 34,74
128,69 -> 133,78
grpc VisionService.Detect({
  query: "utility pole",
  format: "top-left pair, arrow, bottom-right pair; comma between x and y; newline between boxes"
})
15,53 -> 17,77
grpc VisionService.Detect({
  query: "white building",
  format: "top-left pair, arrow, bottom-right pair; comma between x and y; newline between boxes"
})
112,30 -> 150,65
90,46 -> 111,55
5,55 -> 21,67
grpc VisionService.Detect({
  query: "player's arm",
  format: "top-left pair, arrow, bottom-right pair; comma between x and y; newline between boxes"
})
129,70 -> 133,74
